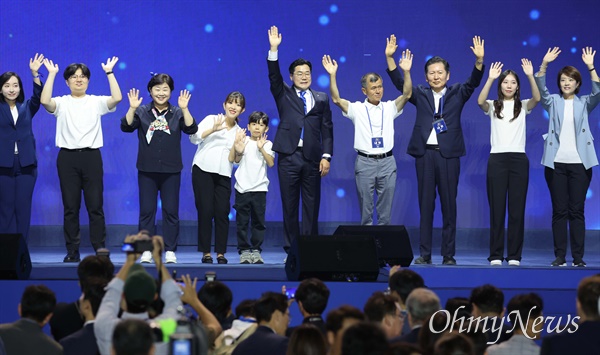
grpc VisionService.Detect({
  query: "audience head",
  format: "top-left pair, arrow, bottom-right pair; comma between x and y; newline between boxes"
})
387,342 -> 423,355
469,284 -> 504,317
506,292 -> 544,339
19,284 -> 56,325
433,333 -> 474,355
405,288 -> 441,327
418,311 -> 451,355
363,291 -> 403,339
81,277 -> 108,319
325,305 -> 365,354
341,321 -> 389,355
123,264 -> 157,314
254,291 -> 290,335
287,323 -> 328,355
577,275 -> 600,321
77,254 -> 114,291
235,299 -> 256,319
445,297 -> 472,318
388,269 -> 425,306
295,278 -> 330,316
198,281 -> 233,326
461,324 -> 488,355
0,72 -> 25,103
111,319 -> 155,355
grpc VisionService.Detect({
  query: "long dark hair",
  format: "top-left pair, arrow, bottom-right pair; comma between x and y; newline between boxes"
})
0,72 -> 25,103
493,70 -> 522,122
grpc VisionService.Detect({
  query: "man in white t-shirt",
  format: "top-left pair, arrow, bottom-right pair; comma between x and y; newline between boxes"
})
41,57 -> 122,262
321,46 -> 412,225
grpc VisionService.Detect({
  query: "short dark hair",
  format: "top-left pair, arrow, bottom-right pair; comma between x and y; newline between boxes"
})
325,305 -> 365,335
445,297 -> 472,317
360,73 -> 383,89
557,66 -> 582,95
0,72 -> 25,103
82,277 -> 108,316
20,284 -> 56,322
147,73 -> 174,92
224,91 -> 246,110
388,269 -> 425,303
425,56 -> 450,74
77,255 -> 114,291
289,58 -> 312,75
247,111 -> 270,126
254,292 -> 289,323
363,291 -> 398,322
235,299 -> 256,318
577,275 -> 600,319
419,311 -> 451,355
112,319 -> 154,355
63,63 -> 91,80
288,324 -> 328,355
198,281 -> 233,324
295,278 -> 330,315
470,284 -> 504,315
506,293 -> 543,325
434,332 -> 475,355
341,322 -> 389,355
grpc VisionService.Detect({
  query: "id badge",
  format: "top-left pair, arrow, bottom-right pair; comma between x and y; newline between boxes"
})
432,118 -> 447,134
372,137 -> 384,149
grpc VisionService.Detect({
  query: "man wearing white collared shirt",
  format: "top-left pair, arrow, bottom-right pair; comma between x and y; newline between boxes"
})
322,49 -> 412,225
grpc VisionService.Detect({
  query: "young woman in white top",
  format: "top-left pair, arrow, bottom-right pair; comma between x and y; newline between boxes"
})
477,59 -> 540,266
190,92 -> 245,264
535,47 -> 600,267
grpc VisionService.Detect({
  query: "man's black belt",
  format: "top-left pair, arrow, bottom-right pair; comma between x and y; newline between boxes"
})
60,147 -> 98,152
426,144 -> 440,151
357,150 -> 393,159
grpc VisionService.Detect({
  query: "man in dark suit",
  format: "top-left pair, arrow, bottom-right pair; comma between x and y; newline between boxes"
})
286,277 -> 330,336
385,35 -> 485,265
541,275 -> 600,355
0,284 -> 63,355
232,292 -> 290,355
391,288 -> 441,345
267,26 -> 334,254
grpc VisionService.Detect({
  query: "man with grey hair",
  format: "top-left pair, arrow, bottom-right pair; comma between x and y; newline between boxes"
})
391,287 -> 441,344
322,44 -> 412,225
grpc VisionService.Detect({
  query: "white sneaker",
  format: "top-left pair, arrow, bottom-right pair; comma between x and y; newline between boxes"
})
240,250 -> 252,264
165,251 -> 177,264
251,250 -> 264,264
490,260 -> 502,266
140,251 -> 153,263
508,260 -> 520,266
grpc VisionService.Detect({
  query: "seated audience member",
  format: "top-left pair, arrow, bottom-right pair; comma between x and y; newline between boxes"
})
232,292 -> 290,355
215,299 -> 257,348
198,280 -> 235,331
434,333 -> 474,355
469,284 -> 509,344
325,305 -> 365,355
541,275 -> 600,355
487,293 -> 543,355
59,279 -> 107,355
341,321 -> 389,355
0,285 -> 62,355
50,254 -> 114,341
178,274 -> 223,344
393,288 -> 441,344
363,291 -> 403,340
287,278 -> 330,336
445,297 -> 472,318
461,324 -> 488,355
388,341 -> 423,355
112,319 -> 155,355
388,267 -> 425,335
417,311 -> 450,355
287,323 -> 327,355
94,233 -> 182,355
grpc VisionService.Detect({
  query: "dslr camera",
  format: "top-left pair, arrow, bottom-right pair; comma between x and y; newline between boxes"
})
121,239 -> 153,254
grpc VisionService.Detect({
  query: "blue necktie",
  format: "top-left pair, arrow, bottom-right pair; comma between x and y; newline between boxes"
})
299,91 -> 307,140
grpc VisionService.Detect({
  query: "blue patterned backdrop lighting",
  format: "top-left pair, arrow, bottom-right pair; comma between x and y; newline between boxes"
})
529,9 -> 540,20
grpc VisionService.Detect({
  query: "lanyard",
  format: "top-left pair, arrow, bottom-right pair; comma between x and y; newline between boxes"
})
364,103 -> 384,137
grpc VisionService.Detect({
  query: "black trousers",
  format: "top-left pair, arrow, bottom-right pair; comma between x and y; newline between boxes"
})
545,163 -> 592,262
192,166 -> 231,254
415,149 -> 460,258
57,149 -> 105,252
487,153 -> 529,261
138,171 -> 181,251
234,190 -> 267,253
0,154 -> 37,241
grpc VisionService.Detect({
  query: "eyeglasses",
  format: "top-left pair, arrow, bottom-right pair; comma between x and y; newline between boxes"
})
69,75 -> 88,80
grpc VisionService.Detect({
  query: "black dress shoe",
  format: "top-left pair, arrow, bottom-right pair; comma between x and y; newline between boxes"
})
201,255 -> 213,264
63,253 -> 81,263
414,256 -> 432,265
217,255 -> 228,264
442,256 -> 457,265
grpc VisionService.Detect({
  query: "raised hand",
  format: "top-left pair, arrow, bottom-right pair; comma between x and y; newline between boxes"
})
101,56 -> 119,72
179,274 -> 199,305
178,89 -> 191,109
489,62 -> 503,80
322,55 -> 338,75
521,59 -> 533,76
399,49 -> 413,71
268,25 -> 282,49
543,47 -> 561,64
43,58 -> 59,74
385,35 -> 398,58
257,133 -> 268,149
29,53 -> 44,73
213,114 -> 226,132
582,47 -> 596,66
234,128 -> 247,154
470,36 -> 485,59
127,89 -> 143,108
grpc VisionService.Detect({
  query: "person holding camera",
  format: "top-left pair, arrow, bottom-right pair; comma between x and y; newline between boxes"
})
94,232 -> 182,355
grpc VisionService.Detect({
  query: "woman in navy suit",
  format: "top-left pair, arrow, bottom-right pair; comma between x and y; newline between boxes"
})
0,54 -> 45,241
535,47 -> 600,267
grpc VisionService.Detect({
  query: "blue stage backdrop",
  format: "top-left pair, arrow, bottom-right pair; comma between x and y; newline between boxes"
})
1,0 -> 599,230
